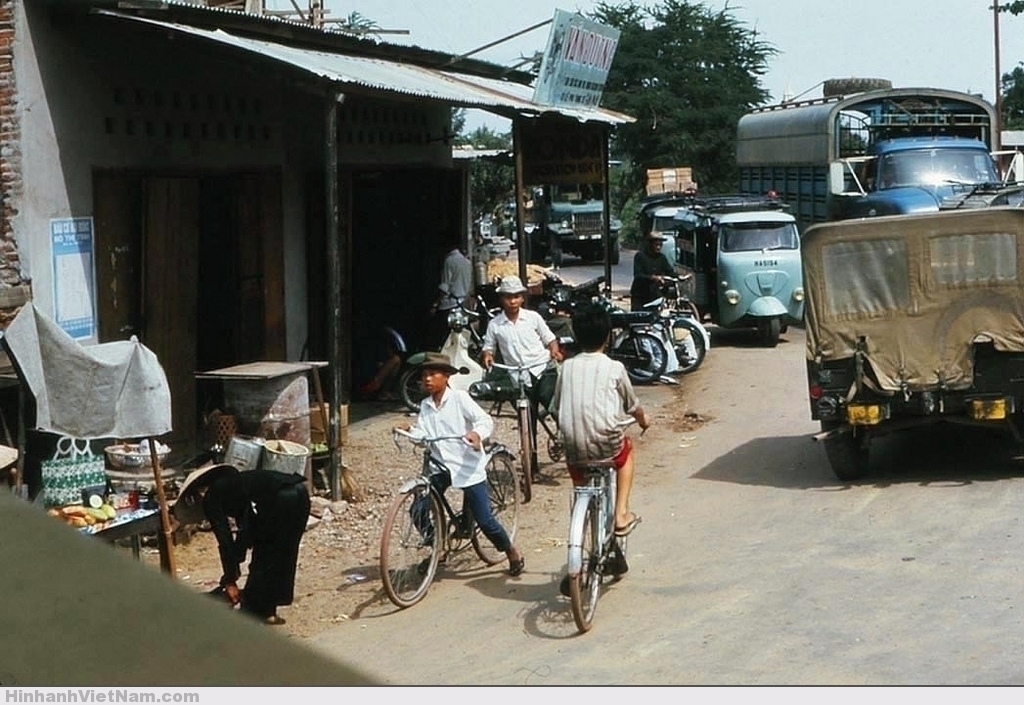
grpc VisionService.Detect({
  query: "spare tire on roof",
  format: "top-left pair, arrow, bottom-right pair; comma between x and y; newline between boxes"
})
822,78 -> 893,98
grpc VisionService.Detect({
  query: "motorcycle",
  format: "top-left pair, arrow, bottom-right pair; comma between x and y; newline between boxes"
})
398,300 -> 492,412
538,274 -> 671,385
645,275 -> 710,375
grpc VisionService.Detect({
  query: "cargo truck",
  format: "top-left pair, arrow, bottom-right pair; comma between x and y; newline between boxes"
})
736,86 -> 1021,233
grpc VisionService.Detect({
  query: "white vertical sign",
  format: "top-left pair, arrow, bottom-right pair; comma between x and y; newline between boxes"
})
50,217 -> 97,340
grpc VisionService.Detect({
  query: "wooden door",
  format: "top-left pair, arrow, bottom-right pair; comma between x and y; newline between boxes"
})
142,177 -> 200,448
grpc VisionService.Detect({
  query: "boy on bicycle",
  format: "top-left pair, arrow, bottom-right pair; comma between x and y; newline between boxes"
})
397,351 -> 526,576
550,302 -> 650,592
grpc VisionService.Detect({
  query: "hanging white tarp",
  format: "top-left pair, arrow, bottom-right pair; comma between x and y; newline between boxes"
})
3,304 -> 172,439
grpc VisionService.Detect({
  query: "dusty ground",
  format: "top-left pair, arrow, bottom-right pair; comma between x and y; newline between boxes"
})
144,373 -> 708,642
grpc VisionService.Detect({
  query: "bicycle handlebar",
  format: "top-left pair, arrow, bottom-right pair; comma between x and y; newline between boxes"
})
391,427 -> 473,450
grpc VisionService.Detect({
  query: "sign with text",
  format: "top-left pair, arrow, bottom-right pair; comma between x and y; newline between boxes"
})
51,217 -> 97,340
533,9 -> 620,109
520,119 -> 605,185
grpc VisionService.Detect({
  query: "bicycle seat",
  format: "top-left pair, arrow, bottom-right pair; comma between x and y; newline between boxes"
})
610,310 -> 655,326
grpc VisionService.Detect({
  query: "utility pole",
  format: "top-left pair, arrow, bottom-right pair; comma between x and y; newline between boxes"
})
995,0 -> 1003,149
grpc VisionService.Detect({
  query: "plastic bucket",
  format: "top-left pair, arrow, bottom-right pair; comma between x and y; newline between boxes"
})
262,439 -> 309,476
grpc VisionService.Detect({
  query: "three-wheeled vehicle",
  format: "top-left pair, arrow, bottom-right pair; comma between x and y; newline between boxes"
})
673,195 -> 804,346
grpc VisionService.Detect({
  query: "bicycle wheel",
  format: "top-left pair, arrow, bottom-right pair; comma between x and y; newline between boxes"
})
569,497 -> 602,633
380,485 -> 442,608
399,367 -> 426,412
516,403 -> 534,503
472,449 -> 521,565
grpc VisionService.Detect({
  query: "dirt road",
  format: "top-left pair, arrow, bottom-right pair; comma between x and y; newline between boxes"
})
302,308 -> 1024,685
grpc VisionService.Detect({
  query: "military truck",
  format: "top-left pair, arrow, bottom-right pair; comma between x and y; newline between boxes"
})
803,207 -> 1024,481
526,184 -> 621,266
736,85 -> 1020,233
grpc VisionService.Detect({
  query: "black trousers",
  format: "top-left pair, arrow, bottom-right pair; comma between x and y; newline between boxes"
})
241,483 -> 311,618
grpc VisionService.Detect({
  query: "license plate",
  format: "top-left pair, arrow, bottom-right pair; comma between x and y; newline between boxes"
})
846,404 -> 883,425
969,398 -> 1006,420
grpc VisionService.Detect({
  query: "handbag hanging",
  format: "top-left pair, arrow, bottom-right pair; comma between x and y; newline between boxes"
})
40,436 -> 107,508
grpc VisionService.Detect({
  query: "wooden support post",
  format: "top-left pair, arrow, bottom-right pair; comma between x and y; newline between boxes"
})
148,439 -> 176,577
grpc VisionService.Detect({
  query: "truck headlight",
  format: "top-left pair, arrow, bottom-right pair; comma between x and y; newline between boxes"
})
561,219 -> 570,229
724,289 -> 741,305
793,287 -> 805,302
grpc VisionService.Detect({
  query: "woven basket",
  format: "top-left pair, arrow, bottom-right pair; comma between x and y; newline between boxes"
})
206,411 -> 237,448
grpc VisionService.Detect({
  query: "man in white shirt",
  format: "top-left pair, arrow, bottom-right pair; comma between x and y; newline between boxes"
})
480,275 -> 563,478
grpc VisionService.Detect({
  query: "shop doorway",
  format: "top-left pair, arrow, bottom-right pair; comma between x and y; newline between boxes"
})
93,170 -> 283,453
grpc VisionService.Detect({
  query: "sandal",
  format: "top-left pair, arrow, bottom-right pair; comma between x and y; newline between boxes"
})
614,514 -> 642,537
508,554 -> 525,577
264,615 -> 286,626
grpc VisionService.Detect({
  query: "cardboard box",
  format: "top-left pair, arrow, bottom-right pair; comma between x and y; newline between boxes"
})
310,403 -> 348,446
646,167 -> 697,196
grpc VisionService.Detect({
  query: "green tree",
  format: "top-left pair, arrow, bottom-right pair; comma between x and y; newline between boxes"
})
1002,66 -> 1024,130
454,125 -> 514,221
591,0 -> 776,200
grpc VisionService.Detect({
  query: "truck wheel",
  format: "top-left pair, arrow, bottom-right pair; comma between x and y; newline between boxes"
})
822,424 -> 869,482
821,77 -> 892,98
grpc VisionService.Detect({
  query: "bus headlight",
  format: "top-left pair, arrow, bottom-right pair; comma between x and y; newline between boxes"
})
793,286 -> 805,302
724,289 -> 741,305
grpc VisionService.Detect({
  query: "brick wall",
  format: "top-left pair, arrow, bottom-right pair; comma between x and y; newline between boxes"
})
0,0 -> 29,325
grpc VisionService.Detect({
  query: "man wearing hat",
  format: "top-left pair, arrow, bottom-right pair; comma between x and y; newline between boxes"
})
630,232 -> 676,311
480,275 -> 562,477
174,463 -> 311,625
399,351 -> 525,576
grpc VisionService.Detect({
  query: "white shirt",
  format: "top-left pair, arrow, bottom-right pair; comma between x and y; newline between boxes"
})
412,386 -> 494,488
482,308 -> 556,379
438,248 -> 472,311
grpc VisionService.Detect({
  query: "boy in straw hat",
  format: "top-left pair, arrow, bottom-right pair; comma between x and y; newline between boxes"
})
173,463 -> 310,625
396,351 -> 525,576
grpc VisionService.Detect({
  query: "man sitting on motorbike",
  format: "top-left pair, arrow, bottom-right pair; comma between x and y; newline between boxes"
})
630,233 -> 675,311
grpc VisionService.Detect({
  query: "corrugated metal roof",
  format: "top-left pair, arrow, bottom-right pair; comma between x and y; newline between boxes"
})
98,10 -> 634,125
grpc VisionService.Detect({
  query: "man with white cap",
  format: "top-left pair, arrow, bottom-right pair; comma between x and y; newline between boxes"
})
480,275 -> 563,478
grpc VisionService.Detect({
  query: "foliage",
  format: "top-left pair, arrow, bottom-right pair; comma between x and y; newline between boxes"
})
1002,66 -> 1024,130
591,0 -> 776,197
337,11 -> 381,37
453,125 -> 514,220
1000,1 -> 1024,14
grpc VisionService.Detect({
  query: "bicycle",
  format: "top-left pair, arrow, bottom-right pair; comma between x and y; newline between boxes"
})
379,428 -> 520,609
470,357 -> 555,504
565,420 -> 643,633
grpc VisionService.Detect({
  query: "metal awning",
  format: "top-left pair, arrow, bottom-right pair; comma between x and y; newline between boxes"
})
96,10 -> 634,125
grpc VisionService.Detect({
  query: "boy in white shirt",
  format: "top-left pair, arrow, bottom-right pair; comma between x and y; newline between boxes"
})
399,352 -> 525,576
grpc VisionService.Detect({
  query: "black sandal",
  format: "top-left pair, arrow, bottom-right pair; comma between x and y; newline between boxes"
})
508,555 -> 525,576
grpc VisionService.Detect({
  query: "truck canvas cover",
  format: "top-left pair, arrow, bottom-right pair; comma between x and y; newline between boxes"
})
803,208 -> 1024,391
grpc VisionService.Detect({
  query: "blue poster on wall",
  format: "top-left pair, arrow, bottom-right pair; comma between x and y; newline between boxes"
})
50,217 -> 97,340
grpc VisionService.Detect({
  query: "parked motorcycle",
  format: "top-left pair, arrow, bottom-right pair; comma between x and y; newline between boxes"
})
538,274 -> 671,385
647,275 -> 710,375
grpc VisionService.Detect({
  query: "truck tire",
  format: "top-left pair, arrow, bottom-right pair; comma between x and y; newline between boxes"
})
609,238 -> 621,265
822,78 -> 892,98
822,423 -> 869,482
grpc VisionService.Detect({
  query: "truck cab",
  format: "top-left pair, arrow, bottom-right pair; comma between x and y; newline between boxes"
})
829,136 -> 1006,218
537,184 -> 621,265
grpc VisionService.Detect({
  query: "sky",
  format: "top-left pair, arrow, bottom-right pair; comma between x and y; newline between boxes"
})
267,1 -> 1024,132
